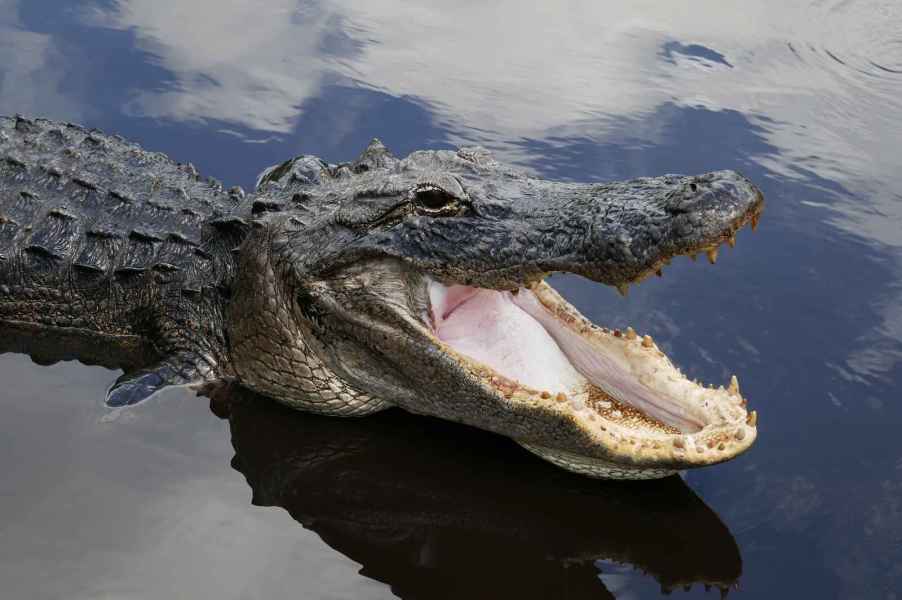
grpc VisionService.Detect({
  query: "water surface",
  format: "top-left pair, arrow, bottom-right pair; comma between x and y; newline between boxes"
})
1,1 -> 901,598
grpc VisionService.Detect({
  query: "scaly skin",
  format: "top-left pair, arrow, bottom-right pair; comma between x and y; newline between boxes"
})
0,115 -> 764,479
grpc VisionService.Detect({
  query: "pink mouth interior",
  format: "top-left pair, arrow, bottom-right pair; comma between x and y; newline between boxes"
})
432,285 -> 585,394
428,282 -> 703,433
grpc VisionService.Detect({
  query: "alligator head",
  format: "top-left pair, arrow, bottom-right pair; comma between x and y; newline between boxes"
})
228,140 -> 763,479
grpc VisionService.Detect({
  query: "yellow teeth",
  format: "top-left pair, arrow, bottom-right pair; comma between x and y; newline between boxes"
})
617,283 -> 629,297
728,375 -> 740,396
707,247 -> 719,264
746,410 -> 758,427
641,334 -> 654,348
625,326 -> 637,340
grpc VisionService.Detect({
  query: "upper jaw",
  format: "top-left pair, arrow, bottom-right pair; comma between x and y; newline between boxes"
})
362,169 -> 763,293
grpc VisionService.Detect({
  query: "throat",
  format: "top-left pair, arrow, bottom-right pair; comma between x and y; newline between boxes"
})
431,286 -> 586,395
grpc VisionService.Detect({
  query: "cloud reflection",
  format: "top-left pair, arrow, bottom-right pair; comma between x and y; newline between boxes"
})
0,0 -> 86,122
87,0 -> 338,133
80,0 -> 902,250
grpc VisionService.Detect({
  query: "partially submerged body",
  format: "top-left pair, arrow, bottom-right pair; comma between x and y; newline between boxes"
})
0,115 -> 762,479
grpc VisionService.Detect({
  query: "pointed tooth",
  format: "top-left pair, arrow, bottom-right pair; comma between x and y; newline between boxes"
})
641,335 -> 654,348
751,214 -> 760,231
727,235 -> 737,248
728,375 -> 740,396
706,247 -> 719,264
617,283 -> 629,297
625,326 -> 637,340
746,410 -> 758,427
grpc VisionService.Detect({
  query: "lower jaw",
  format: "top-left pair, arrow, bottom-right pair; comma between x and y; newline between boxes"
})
519,442 -> 678,480
425,279 -> 757,476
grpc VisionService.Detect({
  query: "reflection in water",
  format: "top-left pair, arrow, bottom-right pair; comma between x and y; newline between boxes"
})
208,384 -> 741,599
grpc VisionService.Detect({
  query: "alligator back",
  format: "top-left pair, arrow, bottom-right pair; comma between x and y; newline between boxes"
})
0,115 -> 244,338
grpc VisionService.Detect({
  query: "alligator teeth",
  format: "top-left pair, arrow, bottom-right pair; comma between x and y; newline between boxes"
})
727,234 -> 737,248
625,326 -> 637,340
728,375 -> 740,396
746,410 -> 758,426
617,283 -> 629,297
641,335 -> 654,348
555,392 -> 567,403
706,247 -> 719,264
751,214 -> 760,231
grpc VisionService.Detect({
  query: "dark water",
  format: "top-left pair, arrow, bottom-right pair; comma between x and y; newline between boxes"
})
1,1 -> 901,598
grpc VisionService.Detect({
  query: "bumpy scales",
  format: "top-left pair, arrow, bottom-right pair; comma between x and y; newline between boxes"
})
0,116 -> 763,479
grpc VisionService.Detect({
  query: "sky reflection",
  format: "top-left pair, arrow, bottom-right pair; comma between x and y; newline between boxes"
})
75,1 -> 902,234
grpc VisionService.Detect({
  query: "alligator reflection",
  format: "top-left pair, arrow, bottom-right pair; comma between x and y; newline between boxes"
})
209,384 -> 742,599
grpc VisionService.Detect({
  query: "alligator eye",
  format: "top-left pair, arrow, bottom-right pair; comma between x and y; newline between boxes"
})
413,184 -> 458,212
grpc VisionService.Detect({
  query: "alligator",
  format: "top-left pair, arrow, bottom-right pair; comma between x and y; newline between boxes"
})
0,115 -> 763,479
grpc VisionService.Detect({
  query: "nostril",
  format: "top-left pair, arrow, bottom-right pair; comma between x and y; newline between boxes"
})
689,182 -> 698,192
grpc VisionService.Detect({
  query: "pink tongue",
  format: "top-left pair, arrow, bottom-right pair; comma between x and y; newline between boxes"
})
432,287 -> 586,395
